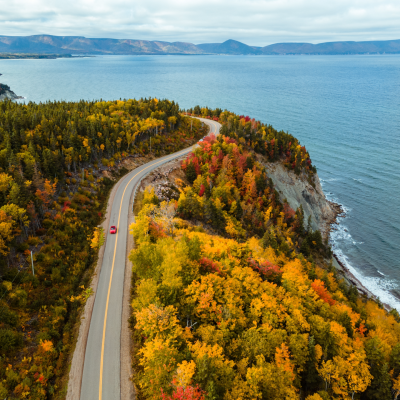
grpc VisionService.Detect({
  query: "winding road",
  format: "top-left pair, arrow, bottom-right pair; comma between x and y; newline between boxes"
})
78,118 -> 221,400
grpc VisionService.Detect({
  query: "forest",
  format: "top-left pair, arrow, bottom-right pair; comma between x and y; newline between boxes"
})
1,96 -> 400,400
186,106 -> 316,181
0,97 -> 207,399
129,118 -> 400,399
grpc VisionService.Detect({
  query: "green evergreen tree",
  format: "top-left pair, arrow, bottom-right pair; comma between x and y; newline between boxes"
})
300,237 -> 310,256
295,205 -> 305,236
338,312 -> 353,338
262,227 -> 278,249
302,336 -> 320,394
390,343 -> 400,379
364,337 -> 392,400
185,162 -> 197,184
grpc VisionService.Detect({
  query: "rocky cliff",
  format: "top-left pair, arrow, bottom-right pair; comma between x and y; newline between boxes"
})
0,83 -> 22,100
261,160 -> 341,237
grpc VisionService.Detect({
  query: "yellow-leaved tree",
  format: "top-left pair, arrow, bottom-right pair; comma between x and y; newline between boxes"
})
89,227 -> 105,250
0,209 -> 14,255
318,350 -> 372,399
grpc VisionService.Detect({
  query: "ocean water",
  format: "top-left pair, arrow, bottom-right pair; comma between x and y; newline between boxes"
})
1,54 -> 399,310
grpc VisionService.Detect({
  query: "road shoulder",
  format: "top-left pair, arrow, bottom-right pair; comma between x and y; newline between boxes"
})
120,182 -> 137,399
66,173 -> 128,400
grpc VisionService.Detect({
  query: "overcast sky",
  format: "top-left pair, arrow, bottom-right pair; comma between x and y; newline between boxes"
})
1,0 -> 400,45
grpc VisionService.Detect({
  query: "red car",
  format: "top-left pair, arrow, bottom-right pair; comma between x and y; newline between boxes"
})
110,226 -> 117,234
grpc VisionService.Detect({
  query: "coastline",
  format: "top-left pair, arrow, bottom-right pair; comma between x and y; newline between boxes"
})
0,53 -> 92,59
331,253 -> 393,312
0,79 -> 23,100
0,89 -> 24,101
0,82 -> 393,310
326,200 -> 392,311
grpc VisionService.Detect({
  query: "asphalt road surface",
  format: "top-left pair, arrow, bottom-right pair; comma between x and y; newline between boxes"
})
80,118 -> 221,400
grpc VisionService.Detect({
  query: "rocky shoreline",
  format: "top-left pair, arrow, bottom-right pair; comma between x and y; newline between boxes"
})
0,53 -> 75,59
326,194 -> 392,311
331,251 -> 392,310
0,83 -> 23,100
262,160 -> 392,311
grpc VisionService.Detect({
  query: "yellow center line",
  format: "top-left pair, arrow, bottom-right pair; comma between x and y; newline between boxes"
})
98,119 -> 218,400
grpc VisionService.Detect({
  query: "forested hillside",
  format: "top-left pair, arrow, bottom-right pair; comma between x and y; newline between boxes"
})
0,98 -> 206,399
1,35 -> 399,55
129,117 -> 400,399
2,96 -> 400,399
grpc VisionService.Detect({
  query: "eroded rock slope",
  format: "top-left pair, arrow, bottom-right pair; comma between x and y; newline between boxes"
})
262,161 -> 340,237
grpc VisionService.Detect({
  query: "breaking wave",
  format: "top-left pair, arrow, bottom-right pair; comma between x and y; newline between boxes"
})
334,248 -> 400,311
328,196 -> 400,311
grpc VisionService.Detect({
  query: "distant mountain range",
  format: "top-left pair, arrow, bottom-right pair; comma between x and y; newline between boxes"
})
1,35 -> 400,55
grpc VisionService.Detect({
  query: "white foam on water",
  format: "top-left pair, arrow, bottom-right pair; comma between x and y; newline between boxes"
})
331,224 -> 352,242
320,178 -> 339,188
324,193 -> 352,214
334,249 -> 400,312
323,190 -> 400,311
320,178 -> 338,182
328,198 -> 400,312
330,224 -> 363,246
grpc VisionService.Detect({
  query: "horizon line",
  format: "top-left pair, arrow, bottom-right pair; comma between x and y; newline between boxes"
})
1,34 -> 400,48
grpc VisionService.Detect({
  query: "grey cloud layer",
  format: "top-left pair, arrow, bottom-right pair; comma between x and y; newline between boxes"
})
1,0 -> 399,44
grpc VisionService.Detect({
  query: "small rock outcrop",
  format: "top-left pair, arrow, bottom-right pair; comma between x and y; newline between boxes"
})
0,83 -> 22,100
262,161 -> 340,237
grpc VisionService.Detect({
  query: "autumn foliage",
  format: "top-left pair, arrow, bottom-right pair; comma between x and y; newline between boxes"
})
161,385 -> 205,400
0,98 -> 207,398
312,279 -> 336,306
187,106 -> 317,183
129,127 -> 400,400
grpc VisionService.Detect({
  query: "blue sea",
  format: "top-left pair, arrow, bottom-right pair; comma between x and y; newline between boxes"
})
1,54 -> 399,310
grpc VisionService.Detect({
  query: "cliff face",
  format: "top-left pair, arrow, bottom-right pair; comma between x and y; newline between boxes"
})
261,160 -> 340,237
0,83 -> 22,100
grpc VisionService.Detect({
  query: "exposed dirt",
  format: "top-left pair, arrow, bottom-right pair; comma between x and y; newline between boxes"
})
137,156 -> 187,201
136,157 -> 226,239
139,156 -> 390,313
99,155 -> 155,179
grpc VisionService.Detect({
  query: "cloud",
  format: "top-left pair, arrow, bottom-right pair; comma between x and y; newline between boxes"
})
0,0 -> 399,45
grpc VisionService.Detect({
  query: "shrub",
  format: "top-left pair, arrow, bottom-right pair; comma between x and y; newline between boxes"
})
42,219 -> 53,229
0,307 -> 19,327
36,332 -> 51,342
9,289 -> 28,308
15,242 -> 29,252
0,383 -> 7,399
51,267 -> 63,283
36,228 -> 46,236
0,329 -> 23,353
